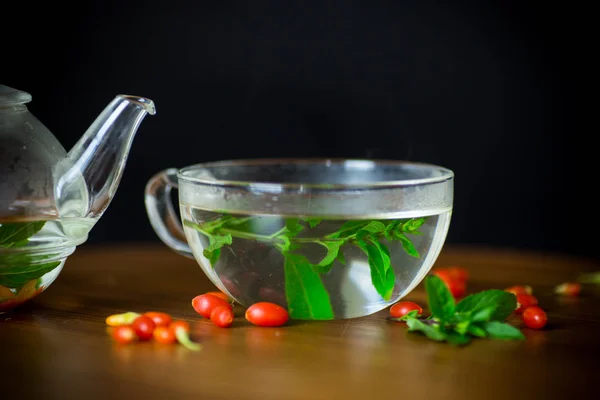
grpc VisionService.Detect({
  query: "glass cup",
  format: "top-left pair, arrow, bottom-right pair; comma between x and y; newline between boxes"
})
145,159 -> 454,320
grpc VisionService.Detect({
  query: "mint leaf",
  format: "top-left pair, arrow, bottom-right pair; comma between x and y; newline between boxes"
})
389,309 -> 421,322
3,239 -> 30,248
0,259 -> 61,289
326,221 -> 369,239
446,332 -> 472,346
205,233 -> 233,252
197,214 -> 235,232
203,249 -> 221,265
303,218 -> 322,229
0,221 -> 46,248
335,250 -> 346,265
183,217 -> 234,265
357,238 -> 395,301
467,324 -> 488,338
402,218 -> 426,232
202,233 -> 232,265
283,253 -> 334,320
470,305 -> 497,323
454,320 -> 470,335
455,290 -> 516,321
355,221 -> 386,239
396,233 -> 420,258
393,273 -> 526,346
425,275 -> 455,322
578,272 -> 600,284
447,312 -> 471,326
313,240 -> 344,273
284,219 -> 304,237
483,321 -> 525,340
406,317 -> 447,341
383,220 -> 402,240
184,215 -> 426,321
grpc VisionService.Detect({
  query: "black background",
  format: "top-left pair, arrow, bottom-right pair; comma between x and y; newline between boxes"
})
2,1 -> 593,259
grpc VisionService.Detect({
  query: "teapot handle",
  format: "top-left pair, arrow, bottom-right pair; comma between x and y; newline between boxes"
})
144,168 -> 194,259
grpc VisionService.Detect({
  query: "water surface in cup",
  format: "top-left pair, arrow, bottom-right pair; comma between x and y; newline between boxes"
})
181,206 -> 451,319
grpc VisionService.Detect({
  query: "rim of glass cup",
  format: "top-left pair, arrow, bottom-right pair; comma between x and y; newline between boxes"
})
177,158 -> 454,191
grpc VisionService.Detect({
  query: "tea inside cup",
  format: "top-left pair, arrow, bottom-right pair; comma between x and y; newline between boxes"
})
146,159 -> 454,320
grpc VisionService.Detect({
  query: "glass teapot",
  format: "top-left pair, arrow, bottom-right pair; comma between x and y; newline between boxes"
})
0,84 -> 155,312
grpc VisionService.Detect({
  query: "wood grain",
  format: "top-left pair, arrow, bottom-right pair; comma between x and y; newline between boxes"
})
1,244 -> 599,400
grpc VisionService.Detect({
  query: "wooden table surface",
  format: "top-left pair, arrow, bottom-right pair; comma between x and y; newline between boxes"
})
1,244 -> 599,400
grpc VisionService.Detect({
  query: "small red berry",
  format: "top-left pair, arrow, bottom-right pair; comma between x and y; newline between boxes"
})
210,306 -> 234,328
505,285 -> 533,297
555,282 -> 581,297
522,305 -> 548,330
153,326 -> 177,344
192,293 -> 231,319
192,294 -> 232,319
205,291 -> 231,302
131,315 -> 156,341
432,269 -> 452,282
389,301 -> 423,319
446,266 -> 469,282
111,325 -> 137,344
515,293 -> 538,314
433,270 -> 467,298
143,311 -> 173,327
169,320 -> 190,335
245,302 -> 289,327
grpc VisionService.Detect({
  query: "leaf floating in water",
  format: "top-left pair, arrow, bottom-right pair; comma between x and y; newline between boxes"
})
0,221 -> 46,248
283,253 -> 334,320
183,215 -> 428,319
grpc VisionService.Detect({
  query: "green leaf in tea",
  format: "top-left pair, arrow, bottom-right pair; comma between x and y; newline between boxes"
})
356,221 -> 386,236
202,233 -> 233,265
0,221 -> 60,291
0,221 -> 46,248
0,259 -> 61,288
335,250 -> 346,265
325,220 -> 370,239
283,253 -> 334,320
302,218 -> 322,229
396,233 -> 420,257
284,219 -> 305,237
313,239 -> 345,273
184,214 -> 427,320
0,261 -> 61,288
357,238 -> 395,301
402,218 -> 426,232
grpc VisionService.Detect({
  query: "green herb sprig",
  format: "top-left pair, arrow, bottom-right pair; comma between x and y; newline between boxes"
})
578,272 -> 600,285
184,215 -> 427,320
1,221 -> 60,293
391,275 -> 525,345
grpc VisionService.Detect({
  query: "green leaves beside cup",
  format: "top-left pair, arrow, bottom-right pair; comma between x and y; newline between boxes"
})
391,275 -> 525,345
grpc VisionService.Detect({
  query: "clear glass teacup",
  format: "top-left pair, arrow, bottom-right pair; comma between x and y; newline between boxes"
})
145,159 -> 454,320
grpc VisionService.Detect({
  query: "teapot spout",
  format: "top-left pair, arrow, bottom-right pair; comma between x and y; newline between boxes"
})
54,95 -> 155,221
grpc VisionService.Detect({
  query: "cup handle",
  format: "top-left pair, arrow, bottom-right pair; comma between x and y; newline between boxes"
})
144,168 -> 194,259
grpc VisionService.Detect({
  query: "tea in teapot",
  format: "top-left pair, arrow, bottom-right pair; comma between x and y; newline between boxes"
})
0,84 -> 155,312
